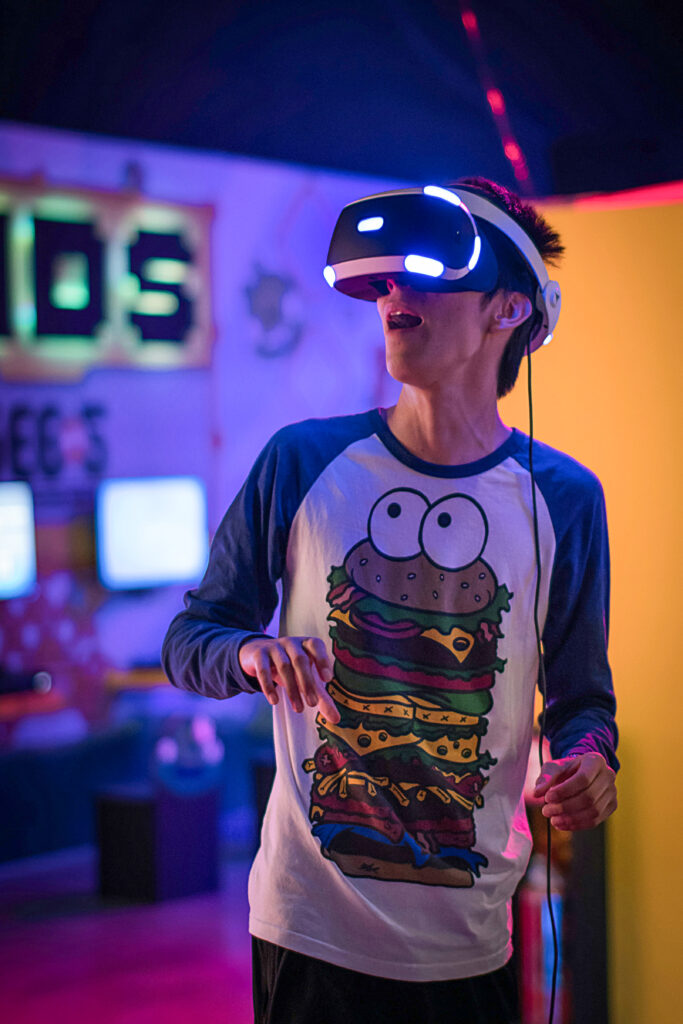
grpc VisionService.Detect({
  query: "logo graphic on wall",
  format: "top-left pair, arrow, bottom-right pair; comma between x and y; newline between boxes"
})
303,489 -> 512,887
245,263 -> 303,358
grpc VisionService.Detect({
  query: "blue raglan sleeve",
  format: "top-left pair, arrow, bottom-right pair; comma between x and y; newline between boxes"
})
161,430 -> 298,700
162,411 -> 379,701
540,467 -> 619,771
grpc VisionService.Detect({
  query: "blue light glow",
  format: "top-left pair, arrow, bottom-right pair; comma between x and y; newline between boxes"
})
357,216 -> 384,232
323,265 -> 336,287
404,254 -> 444,277
468,236 -> 481,271
0,482 -> 36,599
423,185 -> 462,207
96,476 -> 209,590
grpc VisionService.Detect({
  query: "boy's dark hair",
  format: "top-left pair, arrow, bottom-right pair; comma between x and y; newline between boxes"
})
455,176 -> 565,398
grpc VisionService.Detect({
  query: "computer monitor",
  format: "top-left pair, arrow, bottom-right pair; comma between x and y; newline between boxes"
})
96,476 -> 209,590
0,481 -> 37,599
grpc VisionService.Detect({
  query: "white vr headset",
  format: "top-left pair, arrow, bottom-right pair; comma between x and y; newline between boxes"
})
324,184 -> 561,353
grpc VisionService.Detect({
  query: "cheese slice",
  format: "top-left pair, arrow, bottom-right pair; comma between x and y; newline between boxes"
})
326,680 -> 479,726
330,606 -> 474,664
320,717 -> 481,765
420,625 -> 474,663
329,608 -> 353,627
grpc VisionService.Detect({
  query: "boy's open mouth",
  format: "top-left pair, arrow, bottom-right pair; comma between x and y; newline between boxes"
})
386,311 -> 423,329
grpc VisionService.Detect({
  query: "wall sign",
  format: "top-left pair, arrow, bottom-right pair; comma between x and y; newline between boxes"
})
1,401 -> 107,481
0,399 -> 109,518
0,177 -> 214,380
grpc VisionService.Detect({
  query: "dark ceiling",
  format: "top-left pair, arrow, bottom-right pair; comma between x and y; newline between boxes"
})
1,0 -> 681,197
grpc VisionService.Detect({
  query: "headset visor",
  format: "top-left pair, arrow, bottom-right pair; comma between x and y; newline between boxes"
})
326,190 -> 499,299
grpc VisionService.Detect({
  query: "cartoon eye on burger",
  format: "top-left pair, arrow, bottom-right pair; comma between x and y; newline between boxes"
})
303,489 -> 512,887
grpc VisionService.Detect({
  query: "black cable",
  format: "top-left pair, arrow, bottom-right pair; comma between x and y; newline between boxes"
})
526,339 -> 559,1024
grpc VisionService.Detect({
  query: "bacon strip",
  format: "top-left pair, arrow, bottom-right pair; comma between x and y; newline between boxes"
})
328,581 -> 364,609
349,608 -> 423,639
333,641 -> 494,692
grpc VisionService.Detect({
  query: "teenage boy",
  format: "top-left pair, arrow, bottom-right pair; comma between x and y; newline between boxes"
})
162,177 -> 618,1024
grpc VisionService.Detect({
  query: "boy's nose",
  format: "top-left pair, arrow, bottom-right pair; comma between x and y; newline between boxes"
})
388,276 -> 415,293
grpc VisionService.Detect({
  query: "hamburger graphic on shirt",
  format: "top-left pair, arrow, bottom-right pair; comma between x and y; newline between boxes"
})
303,488 -> 512,887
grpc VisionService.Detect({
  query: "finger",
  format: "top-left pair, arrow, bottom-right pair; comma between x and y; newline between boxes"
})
313,676 -> 341,725
533,759 -> 577,796
533,769 -> 559,796
302,637 -> 334,682
546,771 -> 611,808
548,791 -> 617,831
288,648 -> 320,709
546,772 -> 593,803
270,646 -> 304,713
546,761 -> 612,803
295,645 -> 340,724
544,777 -> 617,822
548,811 -> 598,831
543,774 -> 615,819
543,790 -> 596,819
252,649 -> 279,706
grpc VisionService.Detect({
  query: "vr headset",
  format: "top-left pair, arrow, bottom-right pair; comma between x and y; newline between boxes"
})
324,184 -> 561,353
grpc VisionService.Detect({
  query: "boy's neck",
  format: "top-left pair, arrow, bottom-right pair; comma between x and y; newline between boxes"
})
385,386 -> 511,466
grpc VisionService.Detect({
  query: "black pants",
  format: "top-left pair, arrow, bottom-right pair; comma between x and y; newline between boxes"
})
252,937 -> 520,1024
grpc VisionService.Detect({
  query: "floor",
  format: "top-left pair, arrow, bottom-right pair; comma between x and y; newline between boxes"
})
0,846 -> 253,1024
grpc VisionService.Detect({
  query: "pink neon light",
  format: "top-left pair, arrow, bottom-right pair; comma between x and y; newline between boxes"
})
573,180 -> 683,210
461,10 -> 479,35
486,89 -> 505,115
504,141 -> 522,163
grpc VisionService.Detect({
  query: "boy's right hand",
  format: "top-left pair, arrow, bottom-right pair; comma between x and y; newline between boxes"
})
238,636 -> 340,724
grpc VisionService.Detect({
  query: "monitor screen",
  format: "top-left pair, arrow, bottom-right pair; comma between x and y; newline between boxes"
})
0,481 -> 37,600
96,476 -> 209,590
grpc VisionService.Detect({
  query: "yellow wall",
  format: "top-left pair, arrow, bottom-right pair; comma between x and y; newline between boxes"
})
500,188 -> 683,1024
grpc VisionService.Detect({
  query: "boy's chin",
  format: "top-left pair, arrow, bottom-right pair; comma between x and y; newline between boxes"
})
385,356 -> 440,388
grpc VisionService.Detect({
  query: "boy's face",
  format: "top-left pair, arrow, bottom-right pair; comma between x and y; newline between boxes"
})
376,277 -> 508,391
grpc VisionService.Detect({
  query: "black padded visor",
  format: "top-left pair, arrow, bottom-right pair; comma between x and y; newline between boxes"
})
327,192 -> 499,300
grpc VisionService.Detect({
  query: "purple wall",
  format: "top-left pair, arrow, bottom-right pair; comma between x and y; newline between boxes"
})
0,123 -> 402,735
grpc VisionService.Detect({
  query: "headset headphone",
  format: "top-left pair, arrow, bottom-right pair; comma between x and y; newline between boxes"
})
324,183 -> 562,352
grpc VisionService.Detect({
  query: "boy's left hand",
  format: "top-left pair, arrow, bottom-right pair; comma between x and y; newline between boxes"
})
533,752 -> 617,830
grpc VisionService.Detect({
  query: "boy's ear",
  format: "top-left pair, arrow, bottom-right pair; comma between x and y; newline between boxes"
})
491,291 -> 533,331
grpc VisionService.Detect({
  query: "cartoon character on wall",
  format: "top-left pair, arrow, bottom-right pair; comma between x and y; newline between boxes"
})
303,488 -> 512,887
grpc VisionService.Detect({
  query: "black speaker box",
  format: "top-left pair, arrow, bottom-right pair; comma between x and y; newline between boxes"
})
96,784 -> 219,902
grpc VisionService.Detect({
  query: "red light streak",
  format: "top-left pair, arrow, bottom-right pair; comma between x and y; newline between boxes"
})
459,2 -> 534,193
486,89 -> 505,115
461,10 -> 479,35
